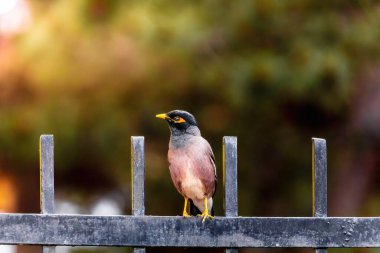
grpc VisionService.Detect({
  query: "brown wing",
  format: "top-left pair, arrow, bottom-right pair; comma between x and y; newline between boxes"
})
208,144 -> 217,197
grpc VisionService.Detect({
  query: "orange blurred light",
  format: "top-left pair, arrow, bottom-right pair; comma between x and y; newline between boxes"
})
0,172 -> 17,213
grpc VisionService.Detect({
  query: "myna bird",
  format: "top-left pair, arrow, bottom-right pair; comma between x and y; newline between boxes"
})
156,110 -> 217,222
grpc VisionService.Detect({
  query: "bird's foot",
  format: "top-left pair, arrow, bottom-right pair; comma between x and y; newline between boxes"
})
182,210 -> 191,217
197,197 -> 214,222
198,211 -> 214,223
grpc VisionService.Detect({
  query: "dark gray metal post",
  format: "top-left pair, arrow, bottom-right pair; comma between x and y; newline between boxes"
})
40,135 -> 55,253
223,136 -> 238,253
131,137 -> 145,253
312,138 -> 327,253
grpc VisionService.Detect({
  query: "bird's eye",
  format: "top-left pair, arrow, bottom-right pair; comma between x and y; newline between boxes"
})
172,116 -> 186,123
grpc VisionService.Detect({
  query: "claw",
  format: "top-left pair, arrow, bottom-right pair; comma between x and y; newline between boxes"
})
200,212 -> 214,222
183,212 -> 191,217
199,197 -> 214,223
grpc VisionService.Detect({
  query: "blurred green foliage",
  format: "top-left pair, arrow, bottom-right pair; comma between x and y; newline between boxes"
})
1,0 -> 380,252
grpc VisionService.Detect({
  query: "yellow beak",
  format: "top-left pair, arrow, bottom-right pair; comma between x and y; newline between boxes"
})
155,113 -> 169,120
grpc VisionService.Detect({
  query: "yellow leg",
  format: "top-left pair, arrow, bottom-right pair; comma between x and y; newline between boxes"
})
200,197 -> 214,222
182,197 -> 190,217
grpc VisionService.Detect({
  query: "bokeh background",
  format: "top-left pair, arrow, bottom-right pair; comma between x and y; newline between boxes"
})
1,0 -> 380,253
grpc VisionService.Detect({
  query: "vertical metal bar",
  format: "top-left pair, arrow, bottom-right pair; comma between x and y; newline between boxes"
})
223,136 -> 238,253
40,135 -> 55,253
312,138 -> 327,253
131,136 -> 145,253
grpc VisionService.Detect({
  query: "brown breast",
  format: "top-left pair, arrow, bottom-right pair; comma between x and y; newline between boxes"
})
167,136 -> 216,199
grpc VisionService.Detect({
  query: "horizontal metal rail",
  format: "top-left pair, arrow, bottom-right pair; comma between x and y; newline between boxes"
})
0,214 -> 378,248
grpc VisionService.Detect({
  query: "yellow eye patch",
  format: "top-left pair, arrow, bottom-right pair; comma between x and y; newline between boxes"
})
173,116 -> 186,123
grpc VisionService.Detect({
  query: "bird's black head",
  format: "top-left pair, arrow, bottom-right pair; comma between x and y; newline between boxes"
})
156,110 -> 199,135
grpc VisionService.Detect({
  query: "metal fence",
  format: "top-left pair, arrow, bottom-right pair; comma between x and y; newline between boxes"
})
1,135 -> 379,253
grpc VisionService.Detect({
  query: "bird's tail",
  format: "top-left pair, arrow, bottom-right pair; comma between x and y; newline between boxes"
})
189,199 -> 214,216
